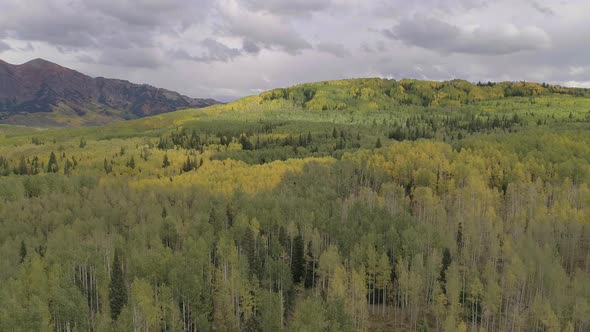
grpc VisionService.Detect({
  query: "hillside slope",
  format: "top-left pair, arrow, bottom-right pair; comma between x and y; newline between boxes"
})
0,77 -> 589,331
0,58 -> 219,126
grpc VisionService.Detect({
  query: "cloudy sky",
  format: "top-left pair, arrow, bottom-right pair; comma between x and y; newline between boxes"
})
1,0 -> 589,101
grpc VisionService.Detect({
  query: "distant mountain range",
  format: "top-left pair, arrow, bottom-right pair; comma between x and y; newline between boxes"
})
0,58 -> 219,126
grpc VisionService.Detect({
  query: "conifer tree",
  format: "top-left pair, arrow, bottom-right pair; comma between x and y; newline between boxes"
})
162,154 -> 170,168
109,248 -> 127,321
127,156 -> 135,169
47,152 -> 59,173
17,156 -> 28,175
19,240 -> 26,263
103,158 -> 112,174
439,248 -> 452,293
291,235 -> 305,283
63,159 -> 71,175
375,138 -> 382,148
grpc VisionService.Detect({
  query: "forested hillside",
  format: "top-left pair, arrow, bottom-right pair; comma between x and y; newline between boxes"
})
0,78 -> 589,331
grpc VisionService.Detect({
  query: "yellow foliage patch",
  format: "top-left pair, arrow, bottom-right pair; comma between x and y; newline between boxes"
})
128,157 -> 336,195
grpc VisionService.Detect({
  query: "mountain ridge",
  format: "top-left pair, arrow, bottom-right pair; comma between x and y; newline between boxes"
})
0,58 -> 219,126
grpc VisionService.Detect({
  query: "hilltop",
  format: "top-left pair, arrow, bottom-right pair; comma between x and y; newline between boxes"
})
0,58 -> 219,126
256,77 -> 590,111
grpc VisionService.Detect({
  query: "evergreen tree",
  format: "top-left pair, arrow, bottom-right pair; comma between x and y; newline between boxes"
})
182,156 -> 194,172
19,240 -> 26,263
291,235 -> 305,283
127,156 -> 136,169
162,154 -> 170,168
63,159 -> 71,175
241,228 -> 260,277
456,222 -> 464,256
109,249 -> 127,321
17,156 -> 28,175
47,152 -> 59,173
375,138 -> 382,148
439,248 -> 452,293
104,158 -> 112,174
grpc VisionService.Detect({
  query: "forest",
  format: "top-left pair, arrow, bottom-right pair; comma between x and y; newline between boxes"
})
0,78 -> 589,331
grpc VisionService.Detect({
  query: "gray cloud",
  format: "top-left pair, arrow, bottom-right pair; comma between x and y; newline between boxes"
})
80,48 -> 166,69
0,0 -> 210,65
242,39 -> 261,54
217,0 -> 312,54
385,16 -> 551,55
1,2 -> 155,48
374,0 -> 489,19
174,39 -> 242,63
530,1 -> 555,16
316,42 -> 351,58
0,40 -> 10,52
244,0 -> 332,16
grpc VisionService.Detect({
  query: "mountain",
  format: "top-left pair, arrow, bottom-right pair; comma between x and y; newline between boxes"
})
0,58 -> 219,126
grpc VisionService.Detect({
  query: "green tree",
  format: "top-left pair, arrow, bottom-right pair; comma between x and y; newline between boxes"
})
439,248 -> 452,292
162,154 -> 170,168
290,296 -> 328,332
63,159 -> 71,175
291,235 -> 305,284
375,137 -> 382,148
127,156 -> 135,169
47,152 -> 59,173
109,249 -> 127,321
103,158 -> 112,174
19,240 -> 27,263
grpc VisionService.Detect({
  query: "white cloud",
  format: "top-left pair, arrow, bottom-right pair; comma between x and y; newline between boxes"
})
563,81 -> 590,89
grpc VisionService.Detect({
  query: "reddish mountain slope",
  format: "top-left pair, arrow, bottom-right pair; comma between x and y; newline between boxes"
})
0,58 -> 219,126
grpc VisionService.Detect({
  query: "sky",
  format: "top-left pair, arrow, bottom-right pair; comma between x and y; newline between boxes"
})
1,0 -> 589,101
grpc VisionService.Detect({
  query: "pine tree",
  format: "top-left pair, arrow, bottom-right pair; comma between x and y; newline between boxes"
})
375,138 -> 382,148
47,152 -> 59,173
162,154 -> 170,168
439,248 -> 452,293
241,228 -> 260,277
456,222 -> 464,256
63,159 -> 71,175
19,240 -> 27,263
18,156 -> 28,175
291,235 -> 305,283
182,155 -> 194,172
104,158 -> 112,174
127,156 -> 135,169
109,248 -> 127,321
